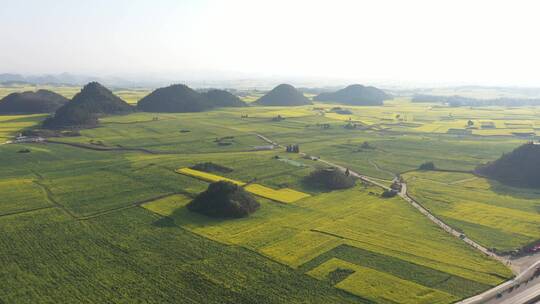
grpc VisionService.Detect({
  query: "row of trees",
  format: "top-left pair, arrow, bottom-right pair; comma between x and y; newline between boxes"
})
286,144 -> 300,153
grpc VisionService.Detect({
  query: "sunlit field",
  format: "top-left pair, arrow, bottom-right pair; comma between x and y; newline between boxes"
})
4,85 -> 540,303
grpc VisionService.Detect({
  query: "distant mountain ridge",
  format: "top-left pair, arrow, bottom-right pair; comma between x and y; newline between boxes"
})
0,73 -> 101,86
314,84 -> 390,105
476,142 -> 540,188
0,90 -> 68,113
255,84 -> 312,106
412,94 -> 540,107
43,82 -> 133,128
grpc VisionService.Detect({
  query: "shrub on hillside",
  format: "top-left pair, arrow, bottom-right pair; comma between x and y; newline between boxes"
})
419,161 -> 436,170
381,189 -> 398,198
304,168 -> 355,190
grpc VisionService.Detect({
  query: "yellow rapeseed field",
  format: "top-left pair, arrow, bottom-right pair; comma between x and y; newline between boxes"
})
176,168 -> 245,185
176,168 -> 310,203
244,184 -> 310,203
308,258 -> 457,304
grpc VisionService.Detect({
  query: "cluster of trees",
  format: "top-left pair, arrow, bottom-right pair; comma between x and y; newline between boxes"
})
190,162 -> 233,173
315,123 -> 331,129
329,107 -> 353,115
419,161 -> 436,170
344,122 -> 360,129
286,144 -> 300,153
360,142 -> 374,149
272,115 -> 285,121
303,168 -> 355,190
187,181 -> 260,218
381,189 -> 398,198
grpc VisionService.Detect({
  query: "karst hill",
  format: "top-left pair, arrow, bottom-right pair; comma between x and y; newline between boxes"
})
203,89 -> 246,107
255,84 -> 312,106
43,82 -> 133,128
314,84 -> 390,105
476,142 -> 540,188
138,85 -> 246,113
0,90 -> 68,114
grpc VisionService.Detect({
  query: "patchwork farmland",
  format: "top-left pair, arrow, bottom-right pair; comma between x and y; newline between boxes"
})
3,89 -> 540,303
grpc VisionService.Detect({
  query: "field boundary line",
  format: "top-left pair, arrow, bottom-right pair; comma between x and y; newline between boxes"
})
78,192 -> 193,221
0,206 -> 56,218
32,179 -> 78,219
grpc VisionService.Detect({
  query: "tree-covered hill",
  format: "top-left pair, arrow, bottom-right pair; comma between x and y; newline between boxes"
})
43,82 -> 133,128
255,84 -> 312,106
314,84 -> 390,105
203,89 -> 246,107
138,84 -> 211,113
476,142 -> 540,188
0,90 -> 68,114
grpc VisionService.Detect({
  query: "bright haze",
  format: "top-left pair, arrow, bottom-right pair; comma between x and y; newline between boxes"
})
1,0 -> 539,86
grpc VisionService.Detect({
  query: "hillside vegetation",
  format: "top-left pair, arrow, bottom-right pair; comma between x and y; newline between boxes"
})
304,168 -> 356,190
0,90 -> 68,113
256,84 -> 312,106
476,142 -> 540,188
138,85 -> 245,112
314,84 -> 390,105
43,82 -> 133,128
187,181 -> 260,218
203,89 -> 246,107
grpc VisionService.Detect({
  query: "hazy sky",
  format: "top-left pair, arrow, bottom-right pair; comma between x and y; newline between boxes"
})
1,0 -> 539,86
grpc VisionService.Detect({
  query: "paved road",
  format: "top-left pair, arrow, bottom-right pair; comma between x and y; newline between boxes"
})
487,282 -> 540,304
463,260 -> 540,304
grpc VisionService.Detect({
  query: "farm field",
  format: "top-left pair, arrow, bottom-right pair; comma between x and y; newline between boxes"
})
404,171 -> 540,252
177,167 -> 310,203
0,114 -> 47,142
143,185 -> 511,302
0,84 -> 150,104
3,86 -> 540,303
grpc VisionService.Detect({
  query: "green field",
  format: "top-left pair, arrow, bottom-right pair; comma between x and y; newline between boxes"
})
404,171 -> 540,252
0,114 -> 47,142
4,87 -> 540,303
0,84 -> 149,104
